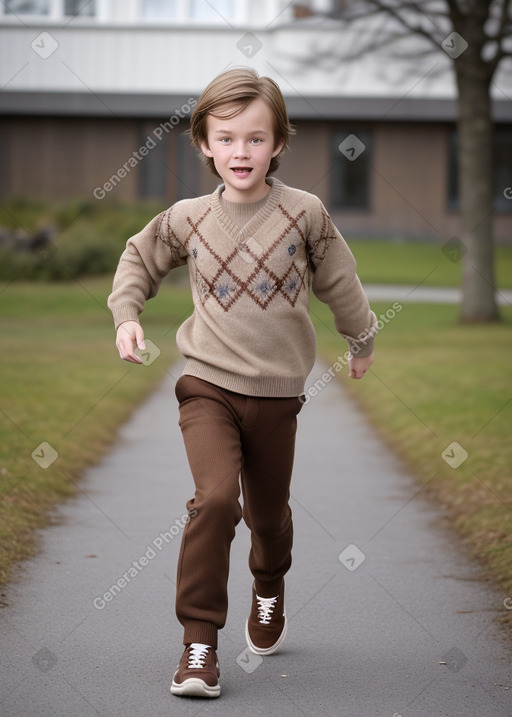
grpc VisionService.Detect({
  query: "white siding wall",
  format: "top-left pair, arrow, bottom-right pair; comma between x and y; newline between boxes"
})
0,22 -> 462,97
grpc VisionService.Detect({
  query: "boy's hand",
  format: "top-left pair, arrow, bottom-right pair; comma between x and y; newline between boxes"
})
116,320 -> 146,364
348,352 -> 374,379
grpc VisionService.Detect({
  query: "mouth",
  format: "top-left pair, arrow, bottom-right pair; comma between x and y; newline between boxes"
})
231,167 -> 253,176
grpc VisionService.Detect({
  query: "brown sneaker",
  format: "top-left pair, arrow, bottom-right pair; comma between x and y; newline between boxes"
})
170,643 -> 220,698
245,581 -> 287,655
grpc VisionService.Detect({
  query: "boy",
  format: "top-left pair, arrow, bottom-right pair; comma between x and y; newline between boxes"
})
108,67 -> 376,699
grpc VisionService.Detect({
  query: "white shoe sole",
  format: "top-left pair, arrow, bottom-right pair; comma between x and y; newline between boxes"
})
170,676 -> 220,698
245,614 -> 287,655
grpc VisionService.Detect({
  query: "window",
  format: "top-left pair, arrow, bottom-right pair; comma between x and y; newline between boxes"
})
138,123 -> 168,200
446,129 -> 458,211
5,0 -> 49,14
64,0 -> 95,16
4,0 -> 94,16
142,0 -> 178,20
141,0 -> 234,21
189,0 -> 233,20
331,129 -> 372,210
177,131 -> 200,201
447,127 -> 512,212
3,0 -> 237,21
494,129 -> 512,212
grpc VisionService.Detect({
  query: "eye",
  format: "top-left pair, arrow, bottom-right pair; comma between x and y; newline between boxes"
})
219,137 -> 231,144
251,138 -> 263,144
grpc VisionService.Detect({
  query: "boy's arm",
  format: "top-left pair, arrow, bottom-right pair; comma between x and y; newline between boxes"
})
307,201 -> 377,373
107,209 -> 188,361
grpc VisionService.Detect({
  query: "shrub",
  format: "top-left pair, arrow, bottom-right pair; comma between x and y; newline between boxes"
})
0,198 -> 167,281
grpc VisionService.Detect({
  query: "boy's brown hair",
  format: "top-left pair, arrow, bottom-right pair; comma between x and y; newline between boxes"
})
189,67 -> 295,177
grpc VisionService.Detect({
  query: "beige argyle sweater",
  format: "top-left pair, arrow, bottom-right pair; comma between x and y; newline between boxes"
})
108,177 -> 377,397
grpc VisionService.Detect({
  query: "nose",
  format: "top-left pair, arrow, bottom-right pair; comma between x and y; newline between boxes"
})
232,141 -> 249,158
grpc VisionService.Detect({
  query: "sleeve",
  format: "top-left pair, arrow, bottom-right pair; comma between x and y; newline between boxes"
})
307,199 -> 377,358
107,207 -> 188,330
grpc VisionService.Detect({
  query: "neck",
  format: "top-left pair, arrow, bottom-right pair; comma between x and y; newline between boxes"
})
221,180 -> 271,204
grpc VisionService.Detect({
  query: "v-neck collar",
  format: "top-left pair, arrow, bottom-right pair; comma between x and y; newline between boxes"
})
210,177 -> 284,241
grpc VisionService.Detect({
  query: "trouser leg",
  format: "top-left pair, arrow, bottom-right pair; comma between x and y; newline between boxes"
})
241,396 -> 302,597
174,376 -> 243,649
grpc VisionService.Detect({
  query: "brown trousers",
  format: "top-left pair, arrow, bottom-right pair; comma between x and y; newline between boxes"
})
174,375 -> 302,649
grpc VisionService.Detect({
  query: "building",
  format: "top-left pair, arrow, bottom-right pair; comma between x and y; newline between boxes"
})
1,0 -> 511,241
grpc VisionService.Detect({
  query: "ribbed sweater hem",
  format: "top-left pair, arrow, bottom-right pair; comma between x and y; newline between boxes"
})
183,359 -> 304,398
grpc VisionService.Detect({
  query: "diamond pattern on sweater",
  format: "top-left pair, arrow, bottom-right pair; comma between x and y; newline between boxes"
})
212,268 -> 243,310
278,205 -> 307,244
185,204 -> 333,312
246,268 -> 280,308
280,262 -> 306,306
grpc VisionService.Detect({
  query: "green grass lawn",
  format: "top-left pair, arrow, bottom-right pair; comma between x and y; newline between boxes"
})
311,296 -> 512,626
347,239 -> 512,289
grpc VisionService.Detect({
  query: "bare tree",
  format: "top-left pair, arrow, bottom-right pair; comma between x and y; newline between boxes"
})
304,0 -> 512,322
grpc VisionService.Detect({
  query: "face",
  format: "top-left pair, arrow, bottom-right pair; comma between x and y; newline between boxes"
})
200,97 -> 284,203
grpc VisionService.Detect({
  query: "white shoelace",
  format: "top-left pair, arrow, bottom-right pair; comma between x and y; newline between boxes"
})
256,594 -> 278,624
187,643 -> 210,668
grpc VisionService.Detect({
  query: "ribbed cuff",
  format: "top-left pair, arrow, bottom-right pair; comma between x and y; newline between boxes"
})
347,335 -> 375,358
182,621 -> 219,650
109,303 -> 140,330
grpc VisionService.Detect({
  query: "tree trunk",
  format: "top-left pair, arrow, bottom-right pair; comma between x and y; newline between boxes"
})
456,64 -> 499,322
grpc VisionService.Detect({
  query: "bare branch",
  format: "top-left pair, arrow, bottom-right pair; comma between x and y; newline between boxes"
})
491,0 -> 512,44
314,0 -> 511,83
345,0 -> 448,49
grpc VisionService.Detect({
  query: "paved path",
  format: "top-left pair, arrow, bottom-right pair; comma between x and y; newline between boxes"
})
1,362 -> 511,717
363,284 -> 512,306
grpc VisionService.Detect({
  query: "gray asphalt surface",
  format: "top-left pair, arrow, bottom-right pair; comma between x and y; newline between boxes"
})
0,361 -> 511,717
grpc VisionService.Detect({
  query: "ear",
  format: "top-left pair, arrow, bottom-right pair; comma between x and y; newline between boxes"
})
200,140 -> 213,158
272,139 -> 285,158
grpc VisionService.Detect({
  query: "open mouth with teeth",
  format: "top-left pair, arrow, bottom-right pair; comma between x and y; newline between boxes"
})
231,167 -> 253,176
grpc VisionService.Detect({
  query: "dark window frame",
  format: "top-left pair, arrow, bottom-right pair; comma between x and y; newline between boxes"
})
447,125 -> 512,213
64,0 -> 95,16
330,127 -> 373,211
137,121 -> 168,201
5,0 -> 50,14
